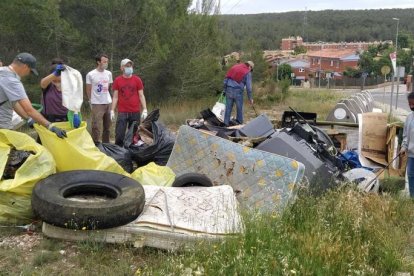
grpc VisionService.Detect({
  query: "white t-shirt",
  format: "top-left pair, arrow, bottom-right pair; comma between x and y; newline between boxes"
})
86,69 -> 113,104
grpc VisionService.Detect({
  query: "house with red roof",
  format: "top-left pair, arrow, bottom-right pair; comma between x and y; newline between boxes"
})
307,49 -> 359,79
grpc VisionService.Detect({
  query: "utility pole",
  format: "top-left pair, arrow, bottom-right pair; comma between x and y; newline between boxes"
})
302,8 -> 308,42
318,57 -> 321,89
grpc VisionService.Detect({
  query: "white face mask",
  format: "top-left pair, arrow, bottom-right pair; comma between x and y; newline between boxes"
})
124,67 -> 133,76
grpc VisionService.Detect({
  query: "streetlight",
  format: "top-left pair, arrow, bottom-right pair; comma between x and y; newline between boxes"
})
392,17 -> 400,110
389,18 -> 399,115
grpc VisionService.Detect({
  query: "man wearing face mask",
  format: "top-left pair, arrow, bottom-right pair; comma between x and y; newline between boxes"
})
86,54 -> 113,144
40,58 -> 68,122
111,58 -> 147,146
0,53 -> 67,138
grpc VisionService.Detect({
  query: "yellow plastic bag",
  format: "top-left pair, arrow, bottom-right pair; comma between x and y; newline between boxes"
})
35,122 -> 129,176
0,130 -> 56,223
131,162 -> 175,186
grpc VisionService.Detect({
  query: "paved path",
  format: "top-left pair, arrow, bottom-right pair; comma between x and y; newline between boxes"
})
367,83 -> 410,122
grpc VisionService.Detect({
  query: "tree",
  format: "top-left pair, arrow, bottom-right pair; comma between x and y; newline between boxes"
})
343,67 -> 362,78
293,45 -> 307,55
276,64 -> 292,81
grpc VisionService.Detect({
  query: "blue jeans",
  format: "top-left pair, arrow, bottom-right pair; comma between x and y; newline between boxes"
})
115,112 -> 140,146
407,157 -> 414,197
224,87 -> 244,126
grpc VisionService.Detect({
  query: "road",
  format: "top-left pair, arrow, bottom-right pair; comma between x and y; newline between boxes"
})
367,83 -> 410,114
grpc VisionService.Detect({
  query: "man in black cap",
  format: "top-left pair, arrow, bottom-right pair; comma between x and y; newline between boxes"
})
0,53 -> 66,138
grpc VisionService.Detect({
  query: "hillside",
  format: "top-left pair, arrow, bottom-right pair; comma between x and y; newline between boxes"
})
219,8 -> 414,50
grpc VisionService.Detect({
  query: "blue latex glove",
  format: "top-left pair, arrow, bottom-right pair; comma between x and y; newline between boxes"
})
49,125 -> 67,138
53,64 -> 66,77
27,117 -> 35,128
73,113 -> 81,128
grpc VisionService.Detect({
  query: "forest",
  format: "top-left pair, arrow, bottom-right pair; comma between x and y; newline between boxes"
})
1,1 -> 413,101
220,8 -> 414,50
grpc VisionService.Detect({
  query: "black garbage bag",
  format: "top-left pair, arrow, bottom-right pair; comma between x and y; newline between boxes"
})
97,143 -> 134,173
125,121 -> 175,167
2,148 -> 34,180
140,108 -> 160,130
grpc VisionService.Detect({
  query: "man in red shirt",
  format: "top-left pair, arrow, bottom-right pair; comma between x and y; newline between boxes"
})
111,58 -> 147,146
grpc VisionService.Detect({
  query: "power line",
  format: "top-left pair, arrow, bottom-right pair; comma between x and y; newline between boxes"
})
302,7 -> 308,42
224,0 -> 245,14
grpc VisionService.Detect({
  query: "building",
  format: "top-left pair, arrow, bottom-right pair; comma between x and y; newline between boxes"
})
279,59 -> 310,81
281,36 -> 391,52
307,49 -> 359,78
281,37 -> 304,51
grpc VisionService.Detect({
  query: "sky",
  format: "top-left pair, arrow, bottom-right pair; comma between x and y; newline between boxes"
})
199,0 -> 414,14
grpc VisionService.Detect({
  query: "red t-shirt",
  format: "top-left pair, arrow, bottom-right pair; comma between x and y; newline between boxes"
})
113,75 -> 144,113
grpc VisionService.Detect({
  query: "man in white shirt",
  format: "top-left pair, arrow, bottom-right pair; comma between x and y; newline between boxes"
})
86,54 -> 113,143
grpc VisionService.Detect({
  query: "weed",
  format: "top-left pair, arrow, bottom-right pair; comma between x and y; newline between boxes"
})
32,250 -> 60,266
380,176 -> 406,194
142,186 -> 414,275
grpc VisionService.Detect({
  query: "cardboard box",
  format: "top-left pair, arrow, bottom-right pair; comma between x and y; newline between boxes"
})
360,113 -> 388,166
360,114 -> 406,177
386,123 -> 406,177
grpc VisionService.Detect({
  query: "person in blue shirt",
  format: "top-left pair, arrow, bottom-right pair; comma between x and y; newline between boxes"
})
223,61 -> 254,126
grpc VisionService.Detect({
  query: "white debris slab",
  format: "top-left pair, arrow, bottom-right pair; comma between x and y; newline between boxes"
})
42,185 -> 243,250
136,185 -> 243,235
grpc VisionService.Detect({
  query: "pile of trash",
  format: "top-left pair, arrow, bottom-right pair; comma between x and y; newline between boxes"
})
96,109 -> 175,172
0,102 -> 407,250
185,105 -> 405,195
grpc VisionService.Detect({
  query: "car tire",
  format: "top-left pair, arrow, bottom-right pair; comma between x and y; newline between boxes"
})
172,173 -> 213,187
32,170 -> 145,230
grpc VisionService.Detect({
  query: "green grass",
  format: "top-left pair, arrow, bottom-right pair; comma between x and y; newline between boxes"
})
253,82 -> 345,120
151,97 -> 216,129
141,186 -> 414,275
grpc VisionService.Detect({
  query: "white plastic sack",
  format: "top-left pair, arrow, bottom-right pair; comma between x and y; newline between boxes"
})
212,102 -> 225,121
61,66 -> 83,112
